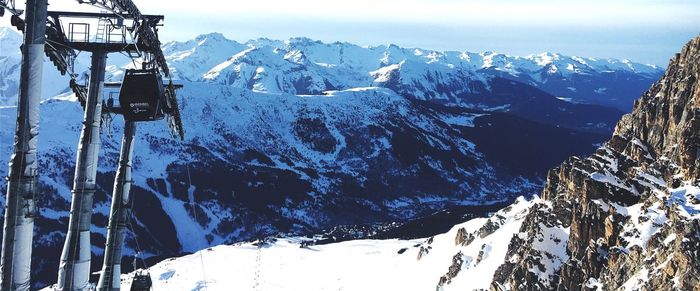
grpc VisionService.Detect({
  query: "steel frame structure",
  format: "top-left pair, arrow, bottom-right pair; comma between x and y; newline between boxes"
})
0,1 -> 47,290
0,1 -> 184,290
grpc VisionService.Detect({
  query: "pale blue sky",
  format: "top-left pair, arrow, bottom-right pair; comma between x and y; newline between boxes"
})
2,0 -> 699,65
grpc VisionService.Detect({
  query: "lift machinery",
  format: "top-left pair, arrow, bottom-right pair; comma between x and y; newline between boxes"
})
0,1 -> 184,290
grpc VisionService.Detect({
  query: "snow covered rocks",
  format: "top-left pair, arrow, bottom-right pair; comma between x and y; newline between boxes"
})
491,35 -> 700,290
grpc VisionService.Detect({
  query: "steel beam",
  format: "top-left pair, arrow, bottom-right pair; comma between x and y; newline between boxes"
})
0,0 -> 48,289
46,10 -> 163,23
97,121 -> 136,291
57,50 -> 108,291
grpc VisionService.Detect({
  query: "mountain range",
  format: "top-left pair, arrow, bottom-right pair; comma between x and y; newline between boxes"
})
0,27 -> 665,288
114,34 -> 700,291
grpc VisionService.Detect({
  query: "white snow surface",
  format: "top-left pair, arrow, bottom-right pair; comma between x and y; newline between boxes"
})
111,198 -> 536,291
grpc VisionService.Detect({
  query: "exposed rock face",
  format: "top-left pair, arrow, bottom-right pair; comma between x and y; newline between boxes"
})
437,252 -> 465,289
454,227 -> 475,246
478,214 -> 507,239
490,36 -> 700,290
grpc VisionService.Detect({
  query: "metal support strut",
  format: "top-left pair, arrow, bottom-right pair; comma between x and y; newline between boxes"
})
0,0 -> 48,290
57,50 -> 107,291
97,121 -> 136,291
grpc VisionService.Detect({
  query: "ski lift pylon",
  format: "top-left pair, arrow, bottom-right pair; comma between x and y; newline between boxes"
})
130,270 -> 153,291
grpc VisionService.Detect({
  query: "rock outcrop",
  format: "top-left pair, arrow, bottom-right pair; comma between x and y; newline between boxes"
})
490,36 -> 700,290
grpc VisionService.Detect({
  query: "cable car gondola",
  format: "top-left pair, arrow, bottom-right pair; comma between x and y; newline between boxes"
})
130,270 -> 153,291
119,68 -> 166,122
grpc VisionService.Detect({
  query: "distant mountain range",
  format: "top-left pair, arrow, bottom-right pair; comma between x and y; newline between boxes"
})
0,27 -> 666,288
2,29 -> 662,112
165,33 -> 662,112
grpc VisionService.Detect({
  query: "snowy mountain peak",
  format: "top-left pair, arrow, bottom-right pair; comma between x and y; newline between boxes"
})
247,37 -> 286,49
194,32 -> 228,42
283,49 -> 309,65
529,52 -> 563,66
158,34 -> 664,86
164,33 -> 241,52
161,33 -> 247,81
0,27 -> 21,56
285,36 -> 322,47
0,26 -> 18,39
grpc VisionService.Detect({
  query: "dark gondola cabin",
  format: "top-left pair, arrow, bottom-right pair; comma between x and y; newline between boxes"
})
130,271 -> 153,291
119,69 -> 166,121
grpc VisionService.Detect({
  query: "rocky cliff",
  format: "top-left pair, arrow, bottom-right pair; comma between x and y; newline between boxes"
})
489,35 -> 700,290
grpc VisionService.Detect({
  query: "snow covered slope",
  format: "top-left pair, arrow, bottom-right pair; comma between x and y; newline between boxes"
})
115,198 -> 538,291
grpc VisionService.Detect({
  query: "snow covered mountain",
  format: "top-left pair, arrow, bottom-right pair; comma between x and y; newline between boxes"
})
160,34 -> 661,132
114,35 -> 700,291
0,27 -> 667,288
165,33 -> 661,111
0,27 -> 76,106
1,30 -> 662,129
488,34 -> 700,291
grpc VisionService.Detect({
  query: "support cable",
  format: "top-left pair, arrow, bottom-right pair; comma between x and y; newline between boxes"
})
185,162 -> 208,290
